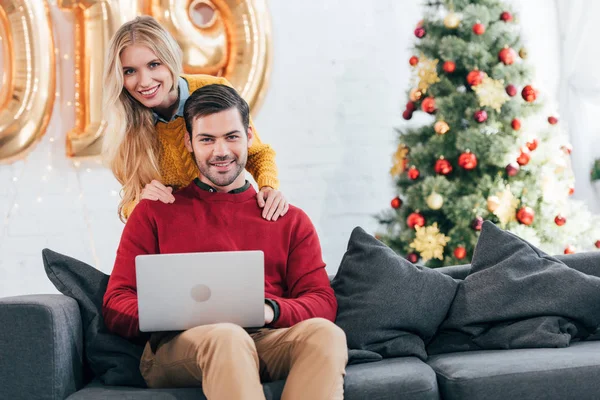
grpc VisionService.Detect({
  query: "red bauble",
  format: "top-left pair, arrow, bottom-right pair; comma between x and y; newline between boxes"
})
522,85 -> 537,102
511,118 -> 521,130
391,196 -> 402,209
471,216 -> 484,231
564,245 -> 576,255
402,110 -> 413,120
421,97 -> 436,114
407,166 -> 420,180
595,240 -> 600,249
498,47 -> 517,65
407,212 -> 425,229
526,138 -> 539,151
407,253 -> 419,263
414,27 -> 426,38
500,11 -> 513,22
435,158 -> 453,175
548,116 -> 559,125
458,151 -> 478,170
473,22 -> 486,35
443,60 -> 456,73
454,246 -> 467,260
406,101 -> 416,112
506,162 -> 520,176
467,70 -> 485,86
517,206 -> 535,226
409,56 -> 419,66
554,214 -> 566,226
506,84 -> 518,97
569,186 -> 575,196
474,110 -> 488,123
517,151 -> 530,166
561,144 -> 573,155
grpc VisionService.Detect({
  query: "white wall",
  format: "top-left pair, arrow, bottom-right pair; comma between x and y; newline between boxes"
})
0,0 -> 589,298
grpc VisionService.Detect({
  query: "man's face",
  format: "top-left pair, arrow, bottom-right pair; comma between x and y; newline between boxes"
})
185,107 -> 253,192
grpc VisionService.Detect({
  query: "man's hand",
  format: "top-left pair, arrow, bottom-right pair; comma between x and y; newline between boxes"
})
141,180 -> 176,203
257,187 -> 289,221
264,303 -> 275,325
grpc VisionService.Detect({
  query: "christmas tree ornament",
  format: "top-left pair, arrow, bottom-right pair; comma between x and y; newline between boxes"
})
554,214 -> 566,226
517,206 -> 535,225
548,116 -> 558,124
410,223 -> 451,262
519,48 -> 528,59
409,56 -> 419,66
473,75 -> 510,111
402,110 -> 413,120
427,192 -> 444,210
409,88 -> 423,101
569,186 -> 575,196
434,120 -> 450,134
467,69 -> 485,86
458,151 -> 478,170
526,138 -> 539,151
487,195 -> 500,212
522,85 -> 537,102
443,60 -> 456,73
390,144 -> 410,176
414,27 -> 426,38
506,162 -> 520,176
408,166 -> 420,180
421,97 -> 436,113
391,196 -> 403,209
595,240 -> 600,249
498,47 -> 517,65
492,186 -> 519,226
406,101 -> 416,112
471,216 -> 484,231
500,11 -> 513,22
506,84 -> 518,97
407,212 -> 425,229
407,253 -> 419,263
416,57 -> 441,92
444,12 -> 461,29
474,109 -> 488,123
454,246 -> 467,260
517,151 -> 530,166
561,143 -> 573,155
564,245 -> 576,255
511,118 -> 521,130
435,157 -> 453,175
472,22 -> 485,35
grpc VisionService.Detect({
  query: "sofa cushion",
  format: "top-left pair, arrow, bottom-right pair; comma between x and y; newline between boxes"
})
332,226 -> 458,361
42,249 -> 147,387
68,357 -> 439,400
428,341 -> 600,400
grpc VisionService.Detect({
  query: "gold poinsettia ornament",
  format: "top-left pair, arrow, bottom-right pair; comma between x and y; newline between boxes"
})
409,223 -> 450,262
413,55 -> 441,93
473,75 -> 510,112
491,185 -> 519,227
390,144 -> 410,176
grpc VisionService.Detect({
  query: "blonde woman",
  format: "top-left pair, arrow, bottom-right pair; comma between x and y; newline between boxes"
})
102,16 -> 287,221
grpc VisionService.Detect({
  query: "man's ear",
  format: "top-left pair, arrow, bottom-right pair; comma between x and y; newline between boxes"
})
184,131 -> 193,153
247,126 -> 254,148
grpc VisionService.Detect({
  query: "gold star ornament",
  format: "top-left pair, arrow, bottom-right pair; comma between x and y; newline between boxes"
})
473,75 -> 510,112
409,223 -> 450,262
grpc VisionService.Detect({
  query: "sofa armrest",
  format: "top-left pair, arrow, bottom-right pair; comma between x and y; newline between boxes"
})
0,294 -> 84,400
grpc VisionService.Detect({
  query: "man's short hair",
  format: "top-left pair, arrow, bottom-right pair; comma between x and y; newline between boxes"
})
183,84 -> 250,137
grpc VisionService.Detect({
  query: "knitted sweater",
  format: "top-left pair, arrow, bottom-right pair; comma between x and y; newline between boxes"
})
123,74 -> 279,218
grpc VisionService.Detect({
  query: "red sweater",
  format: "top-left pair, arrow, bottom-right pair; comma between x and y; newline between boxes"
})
103,182 -> 336,339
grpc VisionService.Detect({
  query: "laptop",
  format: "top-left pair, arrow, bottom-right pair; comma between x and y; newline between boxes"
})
135,250 -> 264,332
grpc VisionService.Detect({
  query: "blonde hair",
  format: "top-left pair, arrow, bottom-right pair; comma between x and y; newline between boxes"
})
102,16 -> 183,221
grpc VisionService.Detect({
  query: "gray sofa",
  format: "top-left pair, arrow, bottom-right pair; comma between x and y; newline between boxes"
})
2,259 -> 600,400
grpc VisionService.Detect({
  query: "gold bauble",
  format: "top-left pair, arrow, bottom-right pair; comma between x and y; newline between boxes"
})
427,192 -> 444,210
434,121 -> 450,135
410,88 -> 423,102
519,48 -> 528,59
444,12 -> 461,29
487,195 -> 501,212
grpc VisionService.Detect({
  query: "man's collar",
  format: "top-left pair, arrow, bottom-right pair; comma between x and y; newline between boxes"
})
152,76 -> 190,124
194,178 -> 251,194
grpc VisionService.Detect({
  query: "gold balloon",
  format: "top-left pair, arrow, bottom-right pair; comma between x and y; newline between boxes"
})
427,192 -> 444,210
434,121 -> 450,135
0,0 -> 56,163
409,88 -> 423,102
487,195 -> 500,212
444,12 -> 460,29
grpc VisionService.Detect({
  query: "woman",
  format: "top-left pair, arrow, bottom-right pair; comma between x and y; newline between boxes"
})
102,16 -> 287,222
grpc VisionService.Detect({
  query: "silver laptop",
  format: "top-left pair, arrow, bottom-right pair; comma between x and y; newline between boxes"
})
136,250 -> 264,332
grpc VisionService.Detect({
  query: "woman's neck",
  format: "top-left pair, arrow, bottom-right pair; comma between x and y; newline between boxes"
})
152,87 -> 180,121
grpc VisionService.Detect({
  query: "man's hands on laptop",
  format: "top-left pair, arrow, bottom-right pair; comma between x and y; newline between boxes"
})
264,303 -> 274,325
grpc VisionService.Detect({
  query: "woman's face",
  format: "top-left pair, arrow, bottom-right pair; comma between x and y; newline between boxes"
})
120,44 -> 174,109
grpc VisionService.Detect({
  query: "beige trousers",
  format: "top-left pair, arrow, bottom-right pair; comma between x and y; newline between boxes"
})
140,318 -> 348,400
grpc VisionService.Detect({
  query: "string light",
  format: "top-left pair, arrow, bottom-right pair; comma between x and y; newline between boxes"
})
37,197 -> 43,203
12,177 -> 18,182
63,54 -> 69,60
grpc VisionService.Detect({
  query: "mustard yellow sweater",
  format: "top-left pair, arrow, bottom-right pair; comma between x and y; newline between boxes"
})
124,74 -> 279,218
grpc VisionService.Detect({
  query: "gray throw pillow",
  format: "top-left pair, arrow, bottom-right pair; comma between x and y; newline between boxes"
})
332,227 -> 459,361
42,249 -> 147,387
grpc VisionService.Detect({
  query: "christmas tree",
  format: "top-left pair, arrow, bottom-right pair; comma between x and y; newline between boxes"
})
377,0 -> 600,267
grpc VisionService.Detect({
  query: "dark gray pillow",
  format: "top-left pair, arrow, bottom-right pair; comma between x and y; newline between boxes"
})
42,249 -> 147,387
332,227 -> 459,361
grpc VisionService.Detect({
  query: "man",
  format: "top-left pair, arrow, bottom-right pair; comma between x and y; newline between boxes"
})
103,84 -> 348,400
